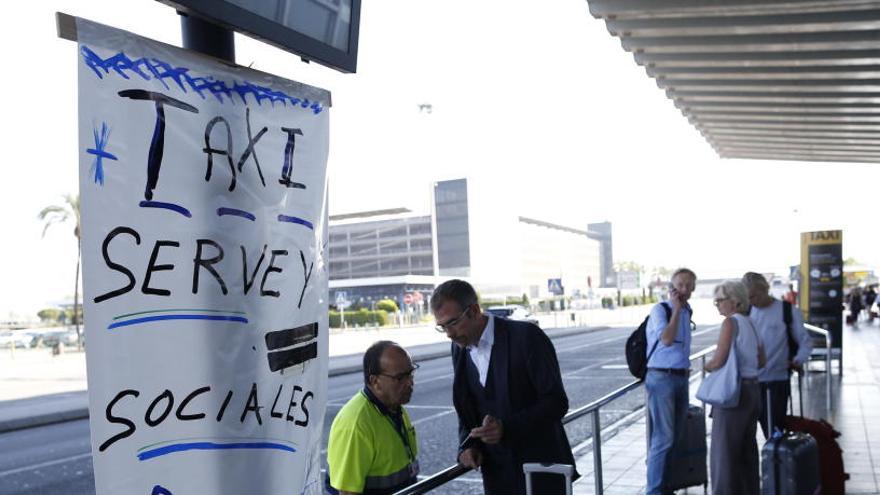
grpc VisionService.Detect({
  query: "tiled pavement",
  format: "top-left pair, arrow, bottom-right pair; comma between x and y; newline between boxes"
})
570,320 -> 880,494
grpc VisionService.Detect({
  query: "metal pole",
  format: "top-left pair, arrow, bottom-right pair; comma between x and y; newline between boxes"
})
179,12 -> 235,63
826,333 -> 832,413
592,409 -> 603,495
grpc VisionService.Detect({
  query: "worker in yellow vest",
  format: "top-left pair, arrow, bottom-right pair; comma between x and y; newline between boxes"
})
327,341 -> 419,495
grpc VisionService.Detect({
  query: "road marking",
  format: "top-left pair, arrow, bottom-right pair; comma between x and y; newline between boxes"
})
600,364 -> 630,369
411,409 -> 457,426
396,405 -> 456,411
0,451 -> 92,478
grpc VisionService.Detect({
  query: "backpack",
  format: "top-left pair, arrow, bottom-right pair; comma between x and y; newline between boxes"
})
626,302 -> 671,380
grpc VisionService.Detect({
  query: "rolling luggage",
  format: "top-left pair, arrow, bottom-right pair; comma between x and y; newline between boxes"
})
667,404 -> 708,492
783,371 -> 849,494
523,463 -> 574,495
761,385 -> 820,495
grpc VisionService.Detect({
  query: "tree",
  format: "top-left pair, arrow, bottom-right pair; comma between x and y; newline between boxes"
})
38,194 -> 82,349
37,308 -> 62,324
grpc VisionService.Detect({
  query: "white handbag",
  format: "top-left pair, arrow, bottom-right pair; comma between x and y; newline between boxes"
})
696,319 -> 741,408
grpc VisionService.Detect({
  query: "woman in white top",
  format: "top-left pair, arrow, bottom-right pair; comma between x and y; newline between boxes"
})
704,281 -> 766,495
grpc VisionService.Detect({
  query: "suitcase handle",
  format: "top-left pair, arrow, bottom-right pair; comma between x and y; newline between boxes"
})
523,463 -> 574,495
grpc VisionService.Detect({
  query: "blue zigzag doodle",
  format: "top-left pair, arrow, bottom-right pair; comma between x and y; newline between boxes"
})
80,46 -> 324,115
87,122 -> 118,185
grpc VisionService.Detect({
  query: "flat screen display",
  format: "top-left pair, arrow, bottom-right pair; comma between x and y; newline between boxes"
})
159,0 -> 360,73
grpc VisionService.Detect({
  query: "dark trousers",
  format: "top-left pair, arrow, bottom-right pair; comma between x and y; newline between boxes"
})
759,379 -> 790,438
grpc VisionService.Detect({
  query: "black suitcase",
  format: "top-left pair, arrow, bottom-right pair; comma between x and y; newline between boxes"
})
667,404 -> 708,492
761,386 -> 820,495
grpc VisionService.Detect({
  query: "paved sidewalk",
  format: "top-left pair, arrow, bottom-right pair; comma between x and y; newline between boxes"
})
569,319 -> 880,494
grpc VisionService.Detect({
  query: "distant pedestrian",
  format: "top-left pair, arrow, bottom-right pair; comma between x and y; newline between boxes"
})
644,268 -> 697,495
864,285 -> 877,322
782,283 -> 798,306
431,279 -> 578,495
326,341 -> 419,495
743,272 -> 813,439
704,281 -> 766,495
848,287 -> 863,326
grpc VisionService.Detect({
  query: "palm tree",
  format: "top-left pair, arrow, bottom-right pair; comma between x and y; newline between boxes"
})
38,194 -> 82,349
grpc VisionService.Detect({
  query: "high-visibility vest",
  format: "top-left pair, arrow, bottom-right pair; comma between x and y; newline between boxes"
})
327,390 -> 419,494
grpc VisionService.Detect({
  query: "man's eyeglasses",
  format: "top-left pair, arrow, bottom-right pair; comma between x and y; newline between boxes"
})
377,363 -> 420,382
434,307 -> 470,333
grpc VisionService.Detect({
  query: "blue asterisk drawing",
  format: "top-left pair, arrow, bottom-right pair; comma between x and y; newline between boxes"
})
87,122 -> 118,185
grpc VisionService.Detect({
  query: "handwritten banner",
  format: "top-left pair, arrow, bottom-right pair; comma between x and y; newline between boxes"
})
76,17 -> 329,495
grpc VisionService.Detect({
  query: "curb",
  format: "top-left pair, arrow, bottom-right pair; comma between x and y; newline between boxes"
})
0,325 -> 610,433
0,408 -> 90,434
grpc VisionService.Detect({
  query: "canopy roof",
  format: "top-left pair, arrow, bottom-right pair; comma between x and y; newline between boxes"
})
587,0 -> 880,163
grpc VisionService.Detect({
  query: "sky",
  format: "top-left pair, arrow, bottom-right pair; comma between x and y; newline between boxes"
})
2,0 -> 879,319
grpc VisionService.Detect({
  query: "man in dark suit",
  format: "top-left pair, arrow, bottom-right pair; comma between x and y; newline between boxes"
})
430,279 -> 578,495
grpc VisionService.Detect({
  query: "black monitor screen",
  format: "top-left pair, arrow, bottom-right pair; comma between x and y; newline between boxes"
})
159,0 -> 360,73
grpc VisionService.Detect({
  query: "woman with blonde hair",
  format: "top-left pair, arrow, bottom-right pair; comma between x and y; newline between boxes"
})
704,280 -> 766,495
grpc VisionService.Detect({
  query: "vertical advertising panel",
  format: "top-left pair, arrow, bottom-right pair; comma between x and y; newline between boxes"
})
800,230 -> 843,350
75,17 -> 329,495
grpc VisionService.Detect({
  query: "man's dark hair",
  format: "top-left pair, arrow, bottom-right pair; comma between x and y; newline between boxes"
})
363,340 -> 399,386
430,279 -> 479,312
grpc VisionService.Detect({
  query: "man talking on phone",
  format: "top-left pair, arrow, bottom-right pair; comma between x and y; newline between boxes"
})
645,268 -> 697,495
431,279 -> 577,494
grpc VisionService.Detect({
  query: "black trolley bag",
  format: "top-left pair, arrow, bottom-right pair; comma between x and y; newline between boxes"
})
666,404 -> 709,493
761,373 -> 820,495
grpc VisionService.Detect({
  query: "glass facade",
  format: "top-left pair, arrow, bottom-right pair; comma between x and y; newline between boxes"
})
434,179 -> 471,276
327,216 -> 434,280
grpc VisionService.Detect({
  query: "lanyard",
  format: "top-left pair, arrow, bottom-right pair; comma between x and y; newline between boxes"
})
362,388 -> 415,462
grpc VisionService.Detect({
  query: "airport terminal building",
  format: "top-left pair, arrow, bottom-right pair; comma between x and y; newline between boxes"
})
328,178 -> 612,308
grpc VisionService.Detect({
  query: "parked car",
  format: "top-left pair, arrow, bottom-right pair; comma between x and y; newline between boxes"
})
0,331 -> 35,349
485,305 -> 539,326
35,330 -> 80,348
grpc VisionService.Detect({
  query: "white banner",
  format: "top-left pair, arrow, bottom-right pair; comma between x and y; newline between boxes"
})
76,17 -> 329,495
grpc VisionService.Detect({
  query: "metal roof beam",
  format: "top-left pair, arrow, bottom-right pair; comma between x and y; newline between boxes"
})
711,140 -> 880,153
701,127 -> 880,139
705,134 -> 880,145
621,30 -> 880,54
648,66 -> 880,80
668,91 -> 880,104
688,113 -> 880,123
634,49 -> 880,68
696,121 -> 880,131
720,150 -> 880,162
589,0 -> 880,20
676,102 -> 880,113
663,81 -> 880,92
607,10 -> 880,37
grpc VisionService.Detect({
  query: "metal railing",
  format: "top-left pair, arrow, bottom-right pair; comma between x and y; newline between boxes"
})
803,323 -> 833,414
395,344 -> 718,495
396,323 -> 837,495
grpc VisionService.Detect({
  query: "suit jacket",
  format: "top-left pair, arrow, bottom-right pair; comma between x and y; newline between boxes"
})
451,316 -> 578,494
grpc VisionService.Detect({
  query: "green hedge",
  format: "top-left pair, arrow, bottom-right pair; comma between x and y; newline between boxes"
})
376,299 -> 399,313
330,309 -> 388,328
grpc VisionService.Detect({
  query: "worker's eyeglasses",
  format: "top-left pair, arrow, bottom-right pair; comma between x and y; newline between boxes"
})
713,298 -> 729,307
434,307 -> 470,333
378,363 -> 420,382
